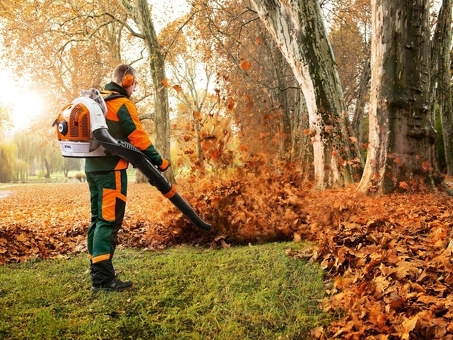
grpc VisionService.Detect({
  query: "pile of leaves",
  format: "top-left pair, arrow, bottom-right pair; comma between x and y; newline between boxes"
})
2,169 -> 453,339
300,186 -> 453,339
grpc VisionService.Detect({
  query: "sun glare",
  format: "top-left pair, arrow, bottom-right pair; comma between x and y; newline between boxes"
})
10,92 -> 44,131
0,71 -> 44,132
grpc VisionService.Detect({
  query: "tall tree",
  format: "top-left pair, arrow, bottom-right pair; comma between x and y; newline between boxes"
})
13,133 -> 37,176
357,0 -> 437,194
120,0 -> 174,182
431,0 -> 453,175
250,0 -> 360,190
0,144 -> 15,183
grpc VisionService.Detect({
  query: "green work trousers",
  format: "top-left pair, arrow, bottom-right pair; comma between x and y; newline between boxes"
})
86,169 -> 127,286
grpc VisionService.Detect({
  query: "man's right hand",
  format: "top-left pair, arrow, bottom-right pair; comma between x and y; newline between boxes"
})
158,158 -> 171,172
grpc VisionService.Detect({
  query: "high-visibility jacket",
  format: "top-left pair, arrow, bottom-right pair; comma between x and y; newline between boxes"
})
85,82 -> 163,173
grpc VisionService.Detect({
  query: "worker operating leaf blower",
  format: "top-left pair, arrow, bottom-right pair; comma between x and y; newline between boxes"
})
53,88 -> 212,232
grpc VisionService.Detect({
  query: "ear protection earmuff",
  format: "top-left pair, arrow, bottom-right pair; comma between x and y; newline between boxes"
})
121,66 -> 135,87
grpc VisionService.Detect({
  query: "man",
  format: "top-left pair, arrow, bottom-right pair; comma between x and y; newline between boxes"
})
86,64 -> 170,292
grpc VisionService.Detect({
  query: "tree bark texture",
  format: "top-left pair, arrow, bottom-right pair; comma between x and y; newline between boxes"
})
272,46 -> 293,161
251,0 -> 357,190
435,0 -> 453,175
351,57 -> 371,164
294,89 -> 314,181
357,0 -> 437,194
122,0 -> 175,182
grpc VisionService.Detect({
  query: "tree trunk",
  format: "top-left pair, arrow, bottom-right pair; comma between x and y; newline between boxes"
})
435,0 -> 453,175
195,118 -> 205,165
294,89 -> 314,181
251,0 -> 358,190
351,57 -> 371,162
122,0 -> 175,183
44,159 -> 51,179
272,46 -> 293,161
357,0 -> 437,194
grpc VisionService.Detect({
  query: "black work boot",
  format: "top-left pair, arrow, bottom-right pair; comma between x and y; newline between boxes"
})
91,278 -> 133,293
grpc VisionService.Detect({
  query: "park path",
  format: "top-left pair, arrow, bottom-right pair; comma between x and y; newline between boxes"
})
0,191 -> 10,199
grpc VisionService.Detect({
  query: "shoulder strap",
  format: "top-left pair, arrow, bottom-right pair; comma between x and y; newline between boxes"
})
101,90 -> 127,102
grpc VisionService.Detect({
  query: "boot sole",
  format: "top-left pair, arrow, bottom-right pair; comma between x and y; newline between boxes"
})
91,285 -> 133,293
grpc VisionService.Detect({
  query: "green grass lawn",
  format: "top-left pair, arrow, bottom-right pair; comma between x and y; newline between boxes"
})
0,242 -> 331,339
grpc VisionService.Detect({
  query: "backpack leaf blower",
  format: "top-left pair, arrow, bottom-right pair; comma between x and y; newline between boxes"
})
53,89 -> 212,231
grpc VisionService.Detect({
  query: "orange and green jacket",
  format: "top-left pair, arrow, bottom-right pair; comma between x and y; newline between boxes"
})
85,82 -> 163,173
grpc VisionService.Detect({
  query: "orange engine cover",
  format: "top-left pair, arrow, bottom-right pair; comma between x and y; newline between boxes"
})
56,102 -> 91,141
55,97 -> 106,158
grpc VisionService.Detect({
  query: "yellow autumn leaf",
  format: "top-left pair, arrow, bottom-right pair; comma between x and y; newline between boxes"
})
401,315 -> 418,340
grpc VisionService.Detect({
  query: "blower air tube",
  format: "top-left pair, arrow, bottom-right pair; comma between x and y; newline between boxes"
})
93,128 -> 212,231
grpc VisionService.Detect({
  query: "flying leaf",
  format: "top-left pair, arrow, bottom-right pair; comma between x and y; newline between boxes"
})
226,97 -> 235,110
240,59 -> 251,70
399,181 -> 409,190
421,161 -> 432,171
324,125 -> 334,133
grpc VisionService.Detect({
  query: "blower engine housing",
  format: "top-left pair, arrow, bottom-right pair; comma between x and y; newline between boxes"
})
55,97 -> 108,157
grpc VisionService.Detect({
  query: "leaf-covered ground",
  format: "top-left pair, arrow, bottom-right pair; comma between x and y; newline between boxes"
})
1,169 -> 453,339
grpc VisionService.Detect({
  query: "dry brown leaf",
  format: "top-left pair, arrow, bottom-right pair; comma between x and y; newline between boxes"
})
400,315 -> 418,340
